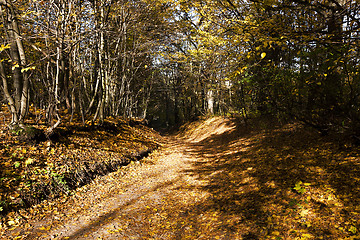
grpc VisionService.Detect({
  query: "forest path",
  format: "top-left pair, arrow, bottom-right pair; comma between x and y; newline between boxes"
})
7,117 -> 360,239
31,139 -> 205,239
23,129 -> 242,240
16,117 -> 241,239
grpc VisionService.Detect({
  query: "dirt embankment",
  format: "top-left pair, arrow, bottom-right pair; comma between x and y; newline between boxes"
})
0,116 -> 161,233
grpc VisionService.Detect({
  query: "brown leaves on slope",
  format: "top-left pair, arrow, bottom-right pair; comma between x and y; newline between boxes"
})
0,110 -> 162,233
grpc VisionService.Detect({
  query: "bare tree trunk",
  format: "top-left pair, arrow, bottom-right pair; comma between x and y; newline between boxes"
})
0,61 -> 18,123
0,1 -> 29,125
10,3 -> 29,121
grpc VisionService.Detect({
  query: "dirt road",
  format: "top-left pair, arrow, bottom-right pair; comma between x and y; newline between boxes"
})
6,117 -> 360,239
11,117 -> 246,240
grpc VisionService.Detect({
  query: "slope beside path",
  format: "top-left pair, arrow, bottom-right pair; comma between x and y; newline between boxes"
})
3,117 -> 360,239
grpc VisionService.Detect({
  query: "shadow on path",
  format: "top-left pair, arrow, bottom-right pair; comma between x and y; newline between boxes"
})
179,118 -> 360,239
25,118 -> 360,239
26,177 -> 178,240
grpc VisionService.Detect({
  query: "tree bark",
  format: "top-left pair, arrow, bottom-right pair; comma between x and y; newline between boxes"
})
0,1 -> 29,124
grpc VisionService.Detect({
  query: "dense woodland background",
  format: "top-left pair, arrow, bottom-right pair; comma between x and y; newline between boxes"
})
0,0 -> 360,133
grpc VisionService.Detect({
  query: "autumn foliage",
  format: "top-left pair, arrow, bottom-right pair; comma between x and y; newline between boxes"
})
1,0 -> 360,238
0,106 -> 161,217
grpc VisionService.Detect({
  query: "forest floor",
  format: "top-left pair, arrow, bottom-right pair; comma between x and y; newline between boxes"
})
1,116 -> 360,239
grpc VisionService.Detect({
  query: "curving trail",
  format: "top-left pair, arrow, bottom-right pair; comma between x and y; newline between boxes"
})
5,117 -> 360,239
40,139 -> 200,239
23,139 -> 232,239
16,117 -> 245,239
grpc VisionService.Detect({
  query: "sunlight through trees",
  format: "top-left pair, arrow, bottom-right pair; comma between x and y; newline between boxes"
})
0,0 -> 359,133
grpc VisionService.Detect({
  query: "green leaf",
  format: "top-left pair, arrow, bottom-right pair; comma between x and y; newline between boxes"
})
294,181 -> 306,194
14,162 -> 21,168
349,226 -> 357,234
294,181 -> 302,189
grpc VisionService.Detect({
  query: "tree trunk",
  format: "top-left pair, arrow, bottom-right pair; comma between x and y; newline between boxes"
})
0,1 -> 29,125
0,61 -> 18,123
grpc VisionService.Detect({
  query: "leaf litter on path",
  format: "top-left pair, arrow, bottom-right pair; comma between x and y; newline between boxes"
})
2,116 -> 360,239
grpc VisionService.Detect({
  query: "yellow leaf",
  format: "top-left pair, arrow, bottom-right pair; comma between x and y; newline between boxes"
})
300,209 -> 309,217
261,52 -> 266,59
39,225 -> 51,231
301,233 -> 313,239
8,220 -> 16,225
0,44 -> 10,52
12,64 -> 20,70
25,158 -> 35,165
